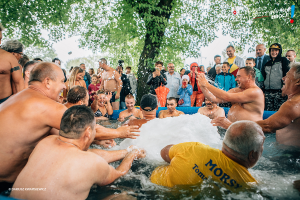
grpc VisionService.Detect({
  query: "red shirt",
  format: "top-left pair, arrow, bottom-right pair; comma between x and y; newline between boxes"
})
88,83 -> 101,101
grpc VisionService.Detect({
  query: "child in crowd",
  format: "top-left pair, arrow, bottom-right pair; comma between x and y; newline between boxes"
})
245,58 -> 264,90
88,74 -> 101,104
214,62 -> 236,91
177,75 -> 193,107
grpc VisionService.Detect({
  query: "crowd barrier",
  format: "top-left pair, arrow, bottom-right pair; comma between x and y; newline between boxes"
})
111,107 -> 276,120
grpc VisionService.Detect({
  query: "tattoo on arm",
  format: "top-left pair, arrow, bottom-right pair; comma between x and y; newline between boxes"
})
11,66 -> 20,73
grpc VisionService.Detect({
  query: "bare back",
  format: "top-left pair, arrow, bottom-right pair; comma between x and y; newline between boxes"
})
276,118 -> 300,148
101,69 -> 119,92
0,89 -> 66,182
10,135 -> 110,200
227,87 -> 264,122
0,49 -> 22,99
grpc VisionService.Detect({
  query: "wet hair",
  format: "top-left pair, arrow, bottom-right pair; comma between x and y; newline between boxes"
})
222,62 -> 230,67
68,67 -> 84,90
223,120 -> 264,160
97,90 -> 106,95
239,66 -> 255,80
126,66 -> 131,70
290,62 -> 300,79
180,68 -> 185,72
67,86 -> 88,104
29,62 -> 58,84
226,45 -> 235,50
33,58 -> 43,61
246,57 -> 255,63
0,23 -> 5,31
1,40 -> 23,53
125,94 -> 135,100
99,58 -> 107,65
19,54 -> 29,67
155,61 -> 163,66
59,105 -> 95,139
167,97 -> 177,103
23,60 -> 39,78
52,58 -> 60,63
214,55 -> 221,60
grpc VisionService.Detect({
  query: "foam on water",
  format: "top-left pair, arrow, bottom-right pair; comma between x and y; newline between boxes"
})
118,113 -> 221,163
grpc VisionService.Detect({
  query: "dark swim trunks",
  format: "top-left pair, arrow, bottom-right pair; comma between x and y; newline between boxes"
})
0,96 -> 10,104
110,92 -> 120,103
0,181 -> 13,196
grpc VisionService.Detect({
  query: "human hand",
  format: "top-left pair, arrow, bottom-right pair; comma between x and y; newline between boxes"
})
196,73 -> 208,87
106,92 -> 113,102
117,125 -> 140,139
211,117 -> 232,129
94,139 -> 116,148
118,117 -> 125,122
152,72 -> 157,78
131,148 -> 146,159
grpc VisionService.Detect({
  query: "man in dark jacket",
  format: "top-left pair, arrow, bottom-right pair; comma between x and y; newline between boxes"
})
80,63 -> 91,88
207,55 -> 221,81
255,44 -> 271,72
261,43 -> 290,111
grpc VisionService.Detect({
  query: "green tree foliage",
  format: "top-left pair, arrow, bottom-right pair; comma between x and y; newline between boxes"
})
25,46 -> 58,62
1,0 -> 299,100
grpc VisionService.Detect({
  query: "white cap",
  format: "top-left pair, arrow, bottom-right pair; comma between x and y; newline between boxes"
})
182,75 -> 190,81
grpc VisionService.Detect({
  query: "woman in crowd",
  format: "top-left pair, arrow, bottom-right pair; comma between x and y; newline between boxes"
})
180,68 -> 185,78
177,75 -> 193,107
63,67 -> 86,101
91,90 -> 113,120
89,68 -> 95,76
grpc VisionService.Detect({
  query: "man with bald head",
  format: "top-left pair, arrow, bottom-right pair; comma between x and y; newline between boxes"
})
0,24 -> 24,104
255,44 -> 271,72
0,62 -> 139,193
151,121 -> 265,189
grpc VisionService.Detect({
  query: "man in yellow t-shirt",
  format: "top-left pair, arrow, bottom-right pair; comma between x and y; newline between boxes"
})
224,45 -> 244,77
151,120 -> 265,190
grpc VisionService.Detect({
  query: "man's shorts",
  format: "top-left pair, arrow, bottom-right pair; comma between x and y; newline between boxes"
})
0,96 -> 11,104
110,91 -> 120,103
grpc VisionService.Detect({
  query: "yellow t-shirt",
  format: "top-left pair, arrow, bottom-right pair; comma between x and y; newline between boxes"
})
150,142 -> 257,190
227,56 -> 236,65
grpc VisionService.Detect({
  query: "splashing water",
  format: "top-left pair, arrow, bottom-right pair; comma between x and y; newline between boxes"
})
118,113 -> 221,163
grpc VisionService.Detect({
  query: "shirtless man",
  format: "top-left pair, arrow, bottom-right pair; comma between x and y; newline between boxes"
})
0,25 -> 24,104
10,106 -> 145,200
197,66 -> 264,129
125,94 -> 158,128
119,94 -> 143,122
0,63 -> 139,192
159,97 -> 184,119
198,98 -> 225,119
99,58 -> 122,110
257,63 -> 300,148
23,60 -> 39,88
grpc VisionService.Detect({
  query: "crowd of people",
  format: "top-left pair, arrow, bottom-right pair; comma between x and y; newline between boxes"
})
0,22 -> 300,199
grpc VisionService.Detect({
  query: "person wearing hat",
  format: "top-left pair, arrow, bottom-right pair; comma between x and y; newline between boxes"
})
177,75 -> 193,107
124,94 -> 158,127
261,43 -> 290,111
188,62 -> 205,107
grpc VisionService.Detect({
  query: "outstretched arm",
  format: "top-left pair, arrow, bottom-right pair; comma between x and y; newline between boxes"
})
257,100 -> 300,133
95,124 -> 140,140
95,148 -> 146,186
88,148 -> 128,163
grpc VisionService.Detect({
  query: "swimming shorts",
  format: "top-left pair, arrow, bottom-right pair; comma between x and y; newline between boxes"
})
0,96 -> 11,104
110,91 -> 120,103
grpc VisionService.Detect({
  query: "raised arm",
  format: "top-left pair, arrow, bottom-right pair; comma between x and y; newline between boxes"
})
88,148 -> 128,163
257,100 -> 300,133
